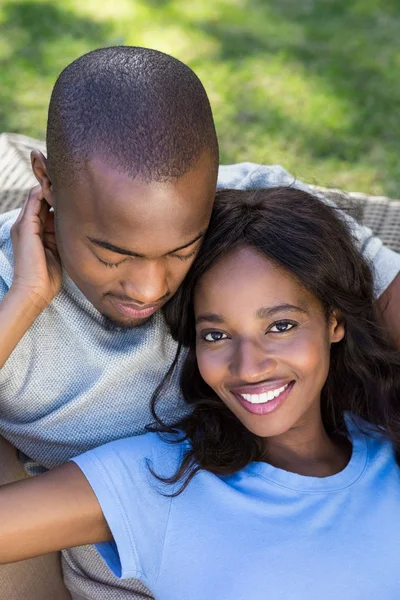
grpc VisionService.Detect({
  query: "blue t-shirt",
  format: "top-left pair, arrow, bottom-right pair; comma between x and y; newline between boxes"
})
73,419 -> 400,599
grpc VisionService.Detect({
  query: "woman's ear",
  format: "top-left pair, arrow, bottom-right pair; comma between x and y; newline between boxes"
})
31,150 -> 56,208
329,309 -> 345,344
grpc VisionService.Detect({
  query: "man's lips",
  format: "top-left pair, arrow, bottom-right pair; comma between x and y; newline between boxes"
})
109,298 -> 163,319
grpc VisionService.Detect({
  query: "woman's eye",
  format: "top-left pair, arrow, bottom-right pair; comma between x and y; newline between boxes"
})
203,331 -> 228,343
269,321 -> 296,333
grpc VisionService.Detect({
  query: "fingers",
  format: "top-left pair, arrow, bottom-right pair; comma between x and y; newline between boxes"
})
12,187 -> 53,243
37,196 -> 50,230
11,184 -> 59,257
24,186 -> 46,218
43,210 -> 56,236
14,186 -> 43,225
43,233 -> 58,255
42,210 -> 59,257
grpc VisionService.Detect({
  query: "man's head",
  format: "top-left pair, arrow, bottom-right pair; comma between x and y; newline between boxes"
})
32,46 -> 218,327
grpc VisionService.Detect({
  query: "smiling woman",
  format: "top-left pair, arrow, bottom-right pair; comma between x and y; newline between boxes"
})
157,186 -> 400,485
194,247 -> 345,432
193,247 -> 344,452
0,187 -> 400,599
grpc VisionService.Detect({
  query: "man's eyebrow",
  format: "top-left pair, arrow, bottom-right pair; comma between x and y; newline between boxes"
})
169,231 -> 206,253
195,304 -> 308,326
87,231 -> 206,258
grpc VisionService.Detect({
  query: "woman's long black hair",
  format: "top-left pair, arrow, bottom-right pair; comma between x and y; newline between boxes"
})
150,187 -> 400,493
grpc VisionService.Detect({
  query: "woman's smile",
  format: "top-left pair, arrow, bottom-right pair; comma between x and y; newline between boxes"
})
231,381 -> 295,415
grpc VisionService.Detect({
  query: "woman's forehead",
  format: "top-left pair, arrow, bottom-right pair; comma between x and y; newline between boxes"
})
194,246 -> 314,315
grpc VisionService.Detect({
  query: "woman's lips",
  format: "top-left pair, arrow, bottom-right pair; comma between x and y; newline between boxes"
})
233,381 -> 295,416
111,299 -> 161,319
231,379 -> 292,395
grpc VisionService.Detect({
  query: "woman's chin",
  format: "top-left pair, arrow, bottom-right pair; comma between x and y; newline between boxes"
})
237,410 -> 296,440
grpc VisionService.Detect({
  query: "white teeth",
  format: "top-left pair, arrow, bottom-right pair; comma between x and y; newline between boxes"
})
240,383 -> 289,404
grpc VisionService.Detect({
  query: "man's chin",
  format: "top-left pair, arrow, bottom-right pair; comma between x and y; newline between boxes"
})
100,312 -> 152,331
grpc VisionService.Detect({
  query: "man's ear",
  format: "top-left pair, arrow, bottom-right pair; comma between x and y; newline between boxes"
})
31,150 -> 56,208
329,309 -> 345,344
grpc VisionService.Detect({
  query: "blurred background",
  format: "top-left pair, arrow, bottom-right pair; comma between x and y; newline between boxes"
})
0,0 -> 399,195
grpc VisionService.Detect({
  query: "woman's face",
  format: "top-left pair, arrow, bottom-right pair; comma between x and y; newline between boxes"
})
194,246 -> 344,439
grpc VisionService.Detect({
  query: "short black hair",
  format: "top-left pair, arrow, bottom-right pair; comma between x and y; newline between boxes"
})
46,46 -> 219,187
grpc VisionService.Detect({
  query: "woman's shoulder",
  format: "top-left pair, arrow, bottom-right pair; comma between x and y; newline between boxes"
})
347,413 -> 389,443
72,431 -> 187,487
104,430 -> 187,458
71,432 -> 188,582
347,413 -> 398,466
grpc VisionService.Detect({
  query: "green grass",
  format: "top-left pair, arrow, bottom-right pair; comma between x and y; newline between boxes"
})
0,0 -> 399,195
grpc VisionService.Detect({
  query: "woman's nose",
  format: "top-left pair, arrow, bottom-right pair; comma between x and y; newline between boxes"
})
229,339 -> 277,382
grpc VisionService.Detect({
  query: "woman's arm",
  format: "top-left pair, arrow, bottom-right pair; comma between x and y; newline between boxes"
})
0,462 -> 111,564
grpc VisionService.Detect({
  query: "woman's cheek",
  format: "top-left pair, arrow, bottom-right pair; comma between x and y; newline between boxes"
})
196,347 -> 224,389
287,331 -> 330,379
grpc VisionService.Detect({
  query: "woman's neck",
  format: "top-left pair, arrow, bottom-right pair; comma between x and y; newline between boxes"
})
262,415 -> 352,478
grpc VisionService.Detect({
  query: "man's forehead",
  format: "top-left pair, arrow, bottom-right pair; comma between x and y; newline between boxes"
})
57,154 -> 215,254
57,170 -> 210,255
65,155 -> 215,215
81,152 -> 215,194
84,204 -> 207,254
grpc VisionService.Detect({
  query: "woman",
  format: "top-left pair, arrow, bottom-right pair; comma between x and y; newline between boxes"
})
1,187 -> 400,600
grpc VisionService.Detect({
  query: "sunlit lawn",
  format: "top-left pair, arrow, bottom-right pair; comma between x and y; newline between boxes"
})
0,0 -> 399,195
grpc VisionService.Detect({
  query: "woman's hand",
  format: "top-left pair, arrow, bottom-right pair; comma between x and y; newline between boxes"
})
10,185 -> 62,311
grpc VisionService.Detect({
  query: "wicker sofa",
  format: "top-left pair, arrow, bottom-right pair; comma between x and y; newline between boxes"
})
1,132 -> 399,254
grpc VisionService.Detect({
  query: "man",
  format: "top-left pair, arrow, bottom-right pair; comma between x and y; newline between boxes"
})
0,46 -> 399,600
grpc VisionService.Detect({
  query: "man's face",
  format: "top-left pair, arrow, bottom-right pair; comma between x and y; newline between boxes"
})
51,152 -> 216,327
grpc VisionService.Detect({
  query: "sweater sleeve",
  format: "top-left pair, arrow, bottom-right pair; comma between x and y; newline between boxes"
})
0,209 -> 20,295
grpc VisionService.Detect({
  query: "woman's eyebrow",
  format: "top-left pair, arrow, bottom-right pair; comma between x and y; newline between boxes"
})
195,305 -> 309,326
195,313 -> 226,326
255,304 -> 308,319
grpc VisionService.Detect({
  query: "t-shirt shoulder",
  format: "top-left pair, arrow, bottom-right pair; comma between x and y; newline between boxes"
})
347,413 -> 396,471
72,432 -> 185,586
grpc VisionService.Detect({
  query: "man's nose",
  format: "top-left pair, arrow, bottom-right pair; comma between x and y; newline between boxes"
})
229,339 -> 277,381
121,260 -> 169,305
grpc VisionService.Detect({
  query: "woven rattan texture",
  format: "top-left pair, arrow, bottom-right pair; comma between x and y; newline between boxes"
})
1,133 -> 399,253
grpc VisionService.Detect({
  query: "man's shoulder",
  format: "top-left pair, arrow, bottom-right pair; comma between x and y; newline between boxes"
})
0,208 -> 19,239
0,209 -> 20,291
217,162 -> 298,191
